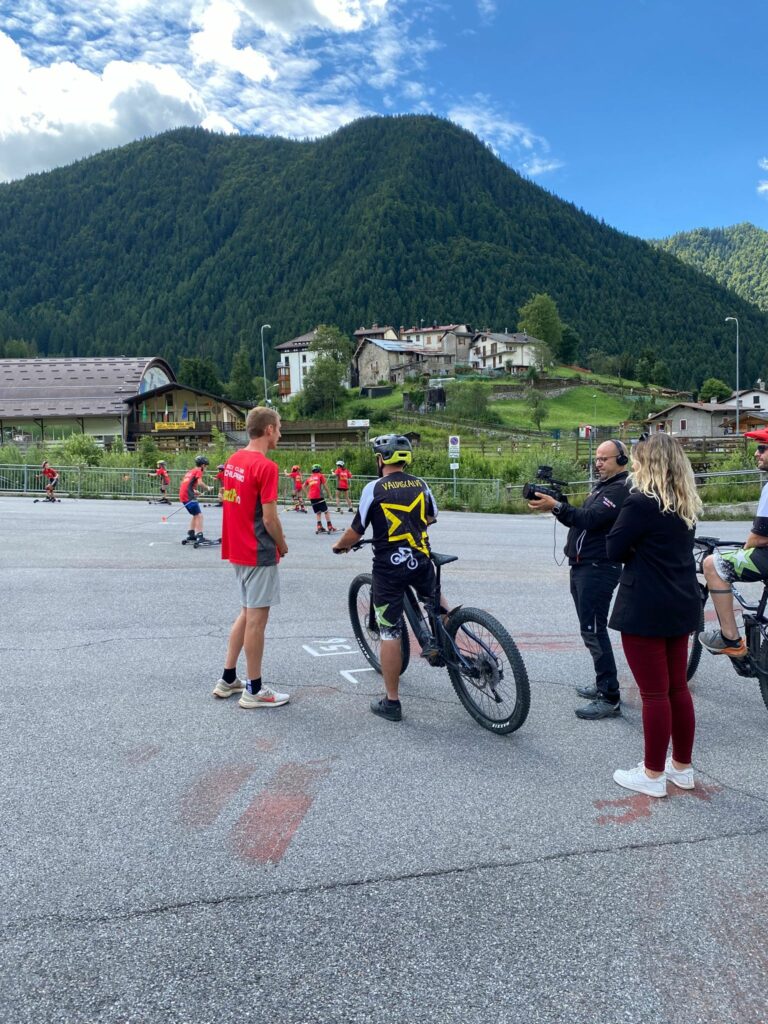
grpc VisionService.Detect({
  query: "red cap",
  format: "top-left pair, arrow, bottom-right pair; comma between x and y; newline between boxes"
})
743,428 -> 768,444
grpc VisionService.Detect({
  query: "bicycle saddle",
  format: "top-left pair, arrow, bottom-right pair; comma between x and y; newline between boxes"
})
431,551 -> 458,566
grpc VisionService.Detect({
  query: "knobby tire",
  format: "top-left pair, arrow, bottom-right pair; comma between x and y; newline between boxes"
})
444,607 -> 530,734
686,601 -> 705,682
348,574 -> 410,676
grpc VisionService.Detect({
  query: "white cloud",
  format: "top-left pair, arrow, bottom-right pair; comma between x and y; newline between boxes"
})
447,95 -> 562,176
190,0 -> 276,82
0,32 -> 219,181
477,0 -> 496,22
759,157 -> 768,170
758,182 -> 768,197
240,0 -> 390,38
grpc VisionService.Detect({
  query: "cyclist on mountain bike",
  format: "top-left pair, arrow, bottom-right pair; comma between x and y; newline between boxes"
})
333,434 -> 438,721
699,427 -> 768,658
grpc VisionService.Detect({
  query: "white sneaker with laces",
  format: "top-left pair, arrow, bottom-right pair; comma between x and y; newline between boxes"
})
212,678 -> 244,698
238,684 -> 290,709
665,758 -> 694,789
613,762 -> 667,798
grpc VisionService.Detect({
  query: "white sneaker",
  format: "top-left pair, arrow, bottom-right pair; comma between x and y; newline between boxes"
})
238,684 -> 290,709
613,762 -> 667,798
212,678 -> 244,698
665,758 -> 694,790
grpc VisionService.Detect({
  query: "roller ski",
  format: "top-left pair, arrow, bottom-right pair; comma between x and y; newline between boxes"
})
34,496 -> 60,503
182,532 -> 222,549
147,498 -> 172,505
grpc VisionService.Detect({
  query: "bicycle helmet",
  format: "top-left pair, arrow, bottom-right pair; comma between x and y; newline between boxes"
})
217,464 -> 225,471
311,464 -> 322,472
195,455 -> 209,467
291,465 -> 300,472
336,460 -> 345,467
157,460 -> 166,467
370,434 -> 413,466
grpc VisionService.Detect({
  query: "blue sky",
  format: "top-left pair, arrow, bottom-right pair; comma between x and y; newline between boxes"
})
1,0 -> 766,239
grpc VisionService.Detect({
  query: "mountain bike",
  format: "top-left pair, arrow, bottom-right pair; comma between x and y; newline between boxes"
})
346,542 -> 530,734
687,535 -> 768,712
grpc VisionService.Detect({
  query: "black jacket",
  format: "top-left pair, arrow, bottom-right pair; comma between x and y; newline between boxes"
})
555,471 -> 629,565
606,491 -> 701,637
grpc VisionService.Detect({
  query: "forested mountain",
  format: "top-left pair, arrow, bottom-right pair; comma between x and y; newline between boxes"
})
655,223 -> 768,314
0,114 -> 766,391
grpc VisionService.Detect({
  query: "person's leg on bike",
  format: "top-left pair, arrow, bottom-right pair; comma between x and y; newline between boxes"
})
697,549 -> 767,656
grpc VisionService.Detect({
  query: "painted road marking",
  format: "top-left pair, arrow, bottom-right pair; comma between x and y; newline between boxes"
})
180,764 -> 256,829
230,759 -> 333,863
339,667 -> 375,685
302,638 -> 357,657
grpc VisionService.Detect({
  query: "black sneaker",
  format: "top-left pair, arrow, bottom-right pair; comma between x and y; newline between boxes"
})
370,697 -> 402,722
575,697 -> 621,720
575,685 -> 600,700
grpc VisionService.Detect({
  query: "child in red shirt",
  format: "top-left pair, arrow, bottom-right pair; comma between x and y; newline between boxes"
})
303,464 -> 336,534
147,460 -> 171,503
332,460 -> 354,513
41,461 -> 59,501
284,465 -> 307,512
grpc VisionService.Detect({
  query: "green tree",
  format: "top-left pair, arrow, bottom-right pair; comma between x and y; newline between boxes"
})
448,381 -> 492,422
525,388 -> 549,431
299,356 -> 347,416
651,360 -> 670,387
61,433 -> 102,466
309,324 -> 354,364
699,376 -> 732,402
177,357 -> 224,395
558,323 -> 581,364
228,345 -> 254,402
137,435 -> 160,467
518,293 -> 563,353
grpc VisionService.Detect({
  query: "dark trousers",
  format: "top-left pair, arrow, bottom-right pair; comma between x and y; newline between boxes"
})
569,563 -> 622,698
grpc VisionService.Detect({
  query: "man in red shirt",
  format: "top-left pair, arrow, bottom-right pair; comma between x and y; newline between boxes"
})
302,464 -> 336,534
41,461 -> 59,501
147,460 -> 171,503
212,406 -> 290,709
284,465 -> 307,512
332,460 -> 354,513
179,456 -> 212,544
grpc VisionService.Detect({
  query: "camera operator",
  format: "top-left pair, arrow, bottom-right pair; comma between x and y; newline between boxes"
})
528,440 -> 630,720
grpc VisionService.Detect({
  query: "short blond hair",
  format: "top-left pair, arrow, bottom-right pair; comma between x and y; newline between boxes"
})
245,406 -> 280,438
631,432 -> 702,529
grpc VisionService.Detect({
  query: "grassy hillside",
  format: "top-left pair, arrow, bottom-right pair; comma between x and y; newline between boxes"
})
1,116 -> 767,391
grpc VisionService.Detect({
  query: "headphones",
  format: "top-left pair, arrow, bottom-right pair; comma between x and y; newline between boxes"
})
609,439 -> 629,466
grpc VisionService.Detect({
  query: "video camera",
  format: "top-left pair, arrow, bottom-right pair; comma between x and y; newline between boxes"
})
522,465 -> 567,503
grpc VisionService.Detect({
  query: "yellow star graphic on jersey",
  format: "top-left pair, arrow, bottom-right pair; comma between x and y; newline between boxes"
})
381,492 -> 429,556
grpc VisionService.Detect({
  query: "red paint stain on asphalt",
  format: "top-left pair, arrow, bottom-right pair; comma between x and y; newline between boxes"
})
124,743 -> 161,765
515,633 -> 581,652
594,783 -> 722,825
254,738 -> 277,752
180,765 -> 255,828
230,759 -> 333,863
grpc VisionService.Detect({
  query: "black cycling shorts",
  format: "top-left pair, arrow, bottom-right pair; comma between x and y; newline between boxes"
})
311,498 -> 328,514
372,558 -> 436,640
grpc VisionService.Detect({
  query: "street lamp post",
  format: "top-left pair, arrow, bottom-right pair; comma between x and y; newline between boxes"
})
725,317 -> 740,435
589,393 -> 598,483
260,324 -> 272,405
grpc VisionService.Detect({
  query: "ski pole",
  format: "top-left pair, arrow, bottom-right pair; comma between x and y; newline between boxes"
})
160,504 -> 186,523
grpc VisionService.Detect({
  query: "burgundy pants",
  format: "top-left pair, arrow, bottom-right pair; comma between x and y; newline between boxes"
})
621,633 -> 695,773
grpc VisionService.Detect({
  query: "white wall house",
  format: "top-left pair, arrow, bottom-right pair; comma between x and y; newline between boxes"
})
276,330 -> 321,402
470,332 -> 544,372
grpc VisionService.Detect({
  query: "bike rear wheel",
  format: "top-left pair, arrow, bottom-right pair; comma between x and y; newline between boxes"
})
444,607 -> 530,734
348,573 -> 411,676
686,601 -> 705,682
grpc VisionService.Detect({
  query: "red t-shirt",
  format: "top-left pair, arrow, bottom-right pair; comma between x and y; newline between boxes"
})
153,468 -> 170,485
333,467 -> 352,490
179,466 -> 204,503
42,467 -> 58,481
221,450 -> 280,567
215,471 -> 225,484
304,472 -> 326,500
287,470 -> 303,492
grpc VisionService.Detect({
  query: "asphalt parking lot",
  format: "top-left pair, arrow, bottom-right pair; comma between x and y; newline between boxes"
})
1,496 -> 767,1024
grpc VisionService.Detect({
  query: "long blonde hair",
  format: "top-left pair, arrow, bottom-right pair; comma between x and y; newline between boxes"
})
631,432 -> 702,529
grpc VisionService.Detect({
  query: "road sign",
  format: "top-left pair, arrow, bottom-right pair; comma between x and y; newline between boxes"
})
448,435 -> 460,458
450,462 -> 460,470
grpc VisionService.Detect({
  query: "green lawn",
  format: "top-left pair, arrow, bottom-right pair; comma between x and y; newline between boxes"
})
493,386 -> 638,430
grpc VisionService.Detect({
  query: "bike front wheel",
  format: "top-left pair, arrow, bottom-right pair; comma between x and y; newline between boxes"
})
444,607 -> 530,734
348,573 -> 410,676
686,601 -> 705,682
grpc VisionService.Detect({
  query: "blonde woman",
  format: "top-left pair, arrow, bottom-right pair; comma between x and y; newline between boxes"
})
605,433 -> 703,797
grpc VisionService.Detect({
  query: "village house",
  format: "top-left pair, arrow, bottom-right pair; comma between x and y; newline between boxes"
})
645,402 -> 735,437
469,331 -> 546,373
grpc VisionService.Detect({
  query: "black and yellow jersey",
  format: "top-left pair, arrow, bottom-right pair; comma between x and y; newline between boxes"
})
352,472 -> 438,569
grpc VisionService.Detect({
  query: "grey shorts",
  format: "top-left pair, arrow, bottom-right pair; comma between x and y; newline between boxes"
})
233,563 -> 280,608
